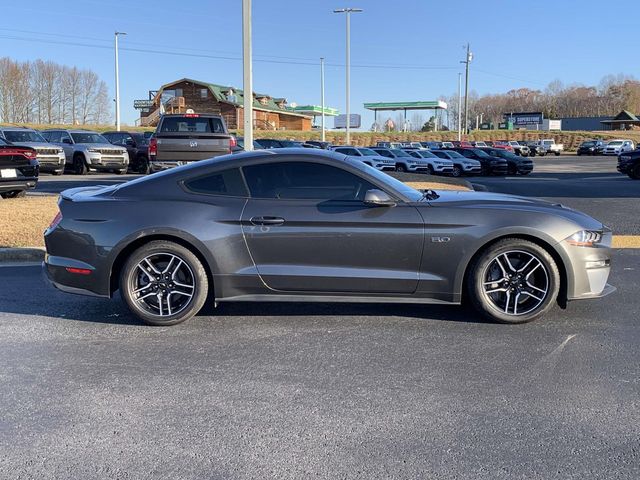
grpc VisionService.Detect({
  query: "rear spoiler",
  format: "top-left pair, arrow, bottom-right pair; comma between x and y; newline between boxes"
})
60,185 -> 114,201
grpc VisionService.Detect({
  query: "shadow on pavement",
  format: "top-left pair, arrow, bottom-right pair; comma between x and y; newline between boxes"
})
0,265 -> 490,326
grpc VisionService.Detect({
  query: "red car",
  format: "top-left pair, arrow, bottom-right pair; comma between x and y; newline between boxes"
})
0,137 -> 39,198
491,140 -> 515,153
452,140 -> 474,148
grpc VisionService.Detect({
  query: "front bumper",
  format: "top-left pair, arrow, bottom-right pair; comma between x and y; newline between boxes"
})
561,231 -> 616,301
86,153 -> 129,170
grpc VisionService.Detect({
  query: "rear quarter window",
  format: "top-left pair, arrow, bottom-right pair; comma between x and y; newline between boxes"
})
183,168 -> 248,196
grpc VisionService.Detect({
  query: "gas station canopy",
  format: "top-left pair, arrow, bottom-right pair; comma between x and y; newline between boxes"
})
364,100 -> 447,111
292,105 -> 339,116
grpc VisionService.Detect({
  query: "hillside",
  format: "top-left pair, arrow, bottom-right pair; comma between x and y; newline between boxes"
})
4,122 -> 640,152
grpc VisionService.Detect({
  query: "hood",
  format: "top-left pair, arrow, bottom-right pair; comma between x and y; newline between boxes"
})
10,141 -> 62,151
428,190 -> 603,229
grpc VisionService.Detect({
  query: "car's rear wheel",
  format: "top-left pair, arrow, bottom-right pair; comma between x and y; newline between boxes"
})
120,241 -> 209,326
467,239 -> 560,324
396,163 -> 407,173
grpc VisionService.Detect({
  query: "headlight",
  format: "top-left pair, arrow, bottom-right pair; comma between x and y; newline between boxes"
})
566,230 -> 603,247
88,149 -> 100,153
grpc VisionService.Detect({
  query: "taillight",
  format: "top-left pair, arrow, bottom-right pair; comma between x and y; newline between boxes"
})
65,267 -> 92,275
24,149 -> 37,160
149,137 -> 157,157
48,211 -> 63,230
229,136 -> 237,152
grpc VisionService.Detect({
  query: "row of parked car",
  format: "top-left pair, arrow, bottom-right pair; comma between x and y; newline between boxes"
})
577,139 -> 636,156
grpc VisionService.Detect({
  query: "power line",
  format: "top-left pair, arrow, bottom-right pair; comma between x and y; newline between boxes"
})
0,31 -> 459,71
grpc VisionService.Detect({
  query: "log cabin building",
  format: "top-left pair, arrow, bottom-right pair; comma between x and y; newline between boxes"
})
139,78 -> 313,131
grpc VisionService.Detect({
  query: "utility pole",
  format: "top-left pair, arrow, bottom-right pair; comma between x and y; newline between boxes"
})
461,43 -> 473,134
334,8 -> 363,145
320,57 -> 326,142
114,31 -> 126,131
457,72 -> 462,141
242,0 -> 253,150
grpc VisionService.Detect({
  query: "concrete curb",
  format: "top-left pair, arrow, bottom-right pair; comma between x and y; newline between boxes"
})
0,247 -> 45,263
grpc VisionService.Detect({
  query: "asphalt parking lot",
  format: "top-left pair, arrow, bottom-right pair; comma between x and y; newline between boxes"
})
2,154 -> 639,478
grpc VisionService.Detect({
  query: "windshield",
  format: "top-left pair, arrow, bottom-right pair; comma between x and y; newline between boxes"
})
416,150 -> 437,158
351,161 -> 423,202
542,140 -> 553,145
280,140 -> 303,147
470,148 -> 491,158
443,150 -> 464,158
608,141 -> 622,146
390,149 -> 412,158
70,132 -> 110,144
3,130 -> 47,143
357,148 -> 378,156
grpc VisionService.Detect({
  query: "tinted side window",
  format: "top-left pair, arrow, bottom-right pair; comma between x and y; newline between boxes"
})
184,168 -> 248,196
243,162 -> 375,201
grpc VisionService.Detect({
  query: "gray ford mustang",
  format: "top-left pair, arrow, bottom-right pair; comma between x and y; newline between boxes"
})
44,149 -> 615,326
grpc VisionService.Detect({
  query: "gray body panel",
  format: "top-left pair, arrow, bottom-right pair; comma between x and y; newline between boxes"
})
43,149 -> 613,308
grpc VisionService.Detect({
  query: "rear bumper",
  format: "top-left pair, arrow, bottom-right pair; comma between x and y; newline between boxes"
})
43,254 -> 110,298
0,178 -> 37,193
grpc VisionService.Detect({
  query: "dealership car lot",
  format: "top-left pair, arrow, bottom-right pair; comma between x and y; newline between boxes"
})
1,153 -> 639,478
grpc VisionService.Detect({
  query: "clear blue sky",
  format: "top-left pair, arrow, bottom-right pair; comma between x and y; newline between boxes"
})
2,0 -> 638,128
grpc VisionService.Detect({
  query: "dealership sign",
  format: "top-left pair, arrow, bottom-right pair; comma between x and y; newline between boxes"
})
503,112 -> 544,126
134,99 -> 155,109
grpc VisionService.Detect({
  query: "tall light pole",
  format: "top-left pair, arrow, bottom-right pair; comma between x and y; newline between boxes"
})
334,7 -> 362,145
457,72 -> 462,141
460,43 -> 473,134
242,0 -> 253,150
320,57 -> 326,142
114,31 -> 126,131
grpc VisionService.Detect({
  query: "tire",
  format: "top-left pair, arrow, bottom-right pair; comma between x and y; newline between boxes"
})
396,163 -> 407,173
466,238 -> 560,324
114,169 -> 127,175
427,165 -> 435,175
73,154 -> 88,175
554,151 -> 560,156
451,165 -> 462,177
508,165 -> 517,175
120,241 -> 209,326
520,170 -> 531,176
52,169 -> 63,176
137,156 -> 151,174
629,164 -> 640,180
576,151 -> 581,156
1,190 -> 26,199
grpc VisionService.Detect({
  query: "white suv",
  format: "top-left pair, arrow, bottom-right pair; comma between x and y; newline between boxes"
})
603,139 -> 635,155
331,146 -> 396,171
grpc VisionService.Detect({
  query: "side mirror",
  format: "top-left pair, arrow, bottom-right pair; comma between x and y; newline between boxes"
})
364,189 -> 396,207
125,139 -> 135,147
62,138 -> 72,144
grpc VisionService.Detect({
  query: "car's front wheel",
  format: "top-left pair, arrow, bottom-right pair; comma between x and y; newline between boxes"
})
451,165 -> 462,177
467,239 -> 560,323
629,164 -> 640,180
120,241 -> 209,326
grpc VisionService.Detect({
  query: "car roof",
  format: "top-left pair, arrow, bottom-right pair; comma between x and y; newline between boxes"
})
0,126 -> 37,131
42,128 -> 101,133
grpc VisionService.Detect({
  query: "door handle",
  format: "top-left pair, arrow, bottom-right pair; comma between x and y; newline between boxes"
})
250,216 -> 285,226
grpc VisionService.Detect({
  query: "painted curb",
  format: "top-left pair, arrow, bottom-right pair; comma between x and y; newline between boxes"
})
0,247 -> 45,263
